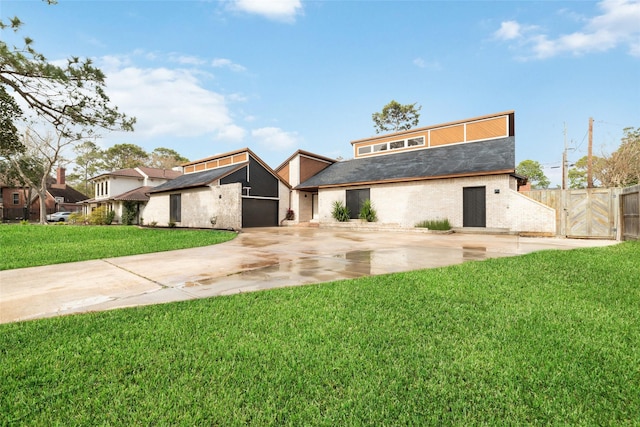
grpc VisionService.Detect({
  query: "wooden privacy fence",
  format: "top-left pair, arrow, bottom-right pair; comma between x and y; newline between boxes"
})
620,185 -> 639,241
521,188 -> 620,239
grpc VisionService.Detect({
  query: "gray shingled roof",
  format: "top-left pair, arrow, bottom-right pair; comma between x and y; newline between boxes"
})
113,186 -> 154,202
150,164 -> 242,193
48,185 -> 89,203
296,137 -> 515,189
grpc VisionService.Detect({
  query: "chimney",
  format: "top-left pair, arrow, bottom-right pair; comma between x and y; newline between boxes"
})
56,167 -> 66,186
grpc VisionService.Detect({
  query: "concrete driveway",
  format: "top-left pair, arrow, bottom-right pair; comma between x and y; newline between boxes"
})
0,227 -> 618,324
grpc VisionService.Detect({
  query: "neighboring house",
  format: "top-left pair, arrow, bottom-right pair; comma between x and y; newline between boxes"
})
285,111 -> 556,235
0,181 -> 30,221
145,148 -> 290,229
1,167 -> 87,221
82,167 -> 182,224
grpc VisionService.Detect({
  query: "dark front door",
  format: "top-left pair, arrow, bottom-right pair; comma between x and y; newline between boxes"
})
463,186 -> 486,227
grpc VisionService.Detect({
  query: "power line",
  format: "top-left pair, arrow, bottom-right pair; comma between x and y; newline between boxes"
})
574,129 -> 589,152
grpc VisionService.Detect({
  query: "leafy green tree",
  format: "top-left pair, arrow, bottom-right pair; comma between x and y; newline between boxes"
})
102,143 -> 149,170
67,141 -> 104,195
516,159 -> 550,189
372,100 -> 421,134
568,155 -> 606,188
568,156 -> 588,189
0,86 -> 23,156
149,147 -> 189,169
0,10 -> 135,143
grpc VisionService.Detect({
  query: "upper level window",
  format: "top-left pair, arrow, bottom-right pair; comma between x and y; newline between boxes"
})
373,143 -> 387,152
408,137 -> 424,147
358,145 -> 372,155
357,136 -> 425,156
12,193 -> 19,205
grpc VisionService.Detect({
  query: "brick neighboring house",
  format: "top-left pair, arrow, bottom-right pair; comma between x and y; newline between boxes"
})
0,167 -> 87,222
81,167 -> 182,224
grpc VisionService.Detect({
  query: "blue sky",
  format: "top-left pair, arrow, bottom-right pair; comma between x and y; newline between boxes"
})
3,0 -> 639,185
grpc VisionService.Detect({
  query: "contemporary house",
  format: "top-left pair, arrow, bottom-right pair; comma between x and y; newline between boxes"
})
281,111 -> 556,234
85,110 -> 556,234
144,148 -> 290,229
81,167 -> 182,224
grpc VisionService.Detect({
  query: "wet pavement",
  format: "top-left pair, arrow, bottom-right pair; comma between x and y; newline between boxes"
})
0,227 -> 618,324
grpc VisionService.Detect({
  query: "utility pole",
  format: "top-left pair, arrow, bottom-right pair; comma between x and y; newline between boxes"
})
561,123 -> 567,236
562,124 -> 568,190
587,117 -> 593,188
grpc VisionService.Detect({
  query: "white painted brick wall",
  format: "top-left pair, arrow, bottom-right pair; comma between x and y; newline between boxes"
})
315,175 -> 556,233
278,181 -> 291,224
142,193 -> 169,226
143,183 -> 242,229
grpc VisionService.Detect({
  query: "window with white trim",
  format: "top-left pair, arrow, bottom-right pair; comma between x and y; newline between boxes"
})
357,136 -> 425,156
408,137 -> 424,147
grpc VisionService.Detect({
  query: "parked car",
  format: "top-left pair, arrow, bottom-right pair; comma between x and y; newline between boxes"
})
46,212 -> 72,222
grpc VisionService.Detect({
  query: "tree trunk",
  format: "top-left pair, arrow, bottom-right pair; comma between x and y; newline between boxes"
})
38,174 -> 49,224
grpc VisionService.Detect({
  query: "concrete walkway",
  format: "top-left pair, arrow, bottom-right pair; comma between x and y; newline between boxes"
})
0,227 -> 618,324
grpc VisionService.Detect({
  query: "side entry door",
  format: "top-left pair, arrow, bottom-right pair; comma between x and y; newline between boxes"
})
463,186 -> 486,227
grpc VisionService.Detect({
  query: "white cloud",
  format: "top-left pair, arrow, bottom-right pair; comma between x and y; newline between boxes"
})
494,21 -> 523,40
170,54 -> 206,65
251,127 -> 299,150
496,0 -> 640,59
413,57 -> 442,70
216,124 -> 246,141
102,62 -> 245,142
231,0 -> 302,22
212,58 -> 247,72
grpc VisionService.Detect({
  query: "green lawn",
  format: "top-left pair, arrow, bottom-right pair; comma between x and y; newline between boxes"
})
1,241 -> 639,425
0,224 -> 237,270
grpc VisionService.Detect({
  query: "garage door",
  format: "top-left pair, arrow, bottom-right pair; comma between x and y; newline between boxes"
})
242,198 -> 278,227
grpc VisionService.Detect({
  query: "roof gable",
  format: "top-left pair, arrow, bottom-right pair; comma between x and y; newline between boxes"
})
91,167 -> 181,181
137,167 -> 182,179
297,136 -> 515,189
93,168 -> 142,180
275,149 -> 336,173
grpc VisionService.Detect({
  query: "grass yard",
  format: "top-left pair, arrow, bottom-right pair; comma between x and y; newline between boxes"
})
0,224 -> 237,270
1,241 -> 639,425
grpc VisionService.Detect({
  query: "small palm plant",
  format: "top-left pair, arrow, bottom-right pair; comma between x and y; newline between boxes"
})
359,199 -> 377,222
331,200 -> 351,222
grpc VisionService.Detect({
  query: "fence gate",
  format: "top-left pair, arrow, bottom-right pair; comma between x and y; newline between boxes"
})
521,188 -> 619,239
566,188 -> 618,239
